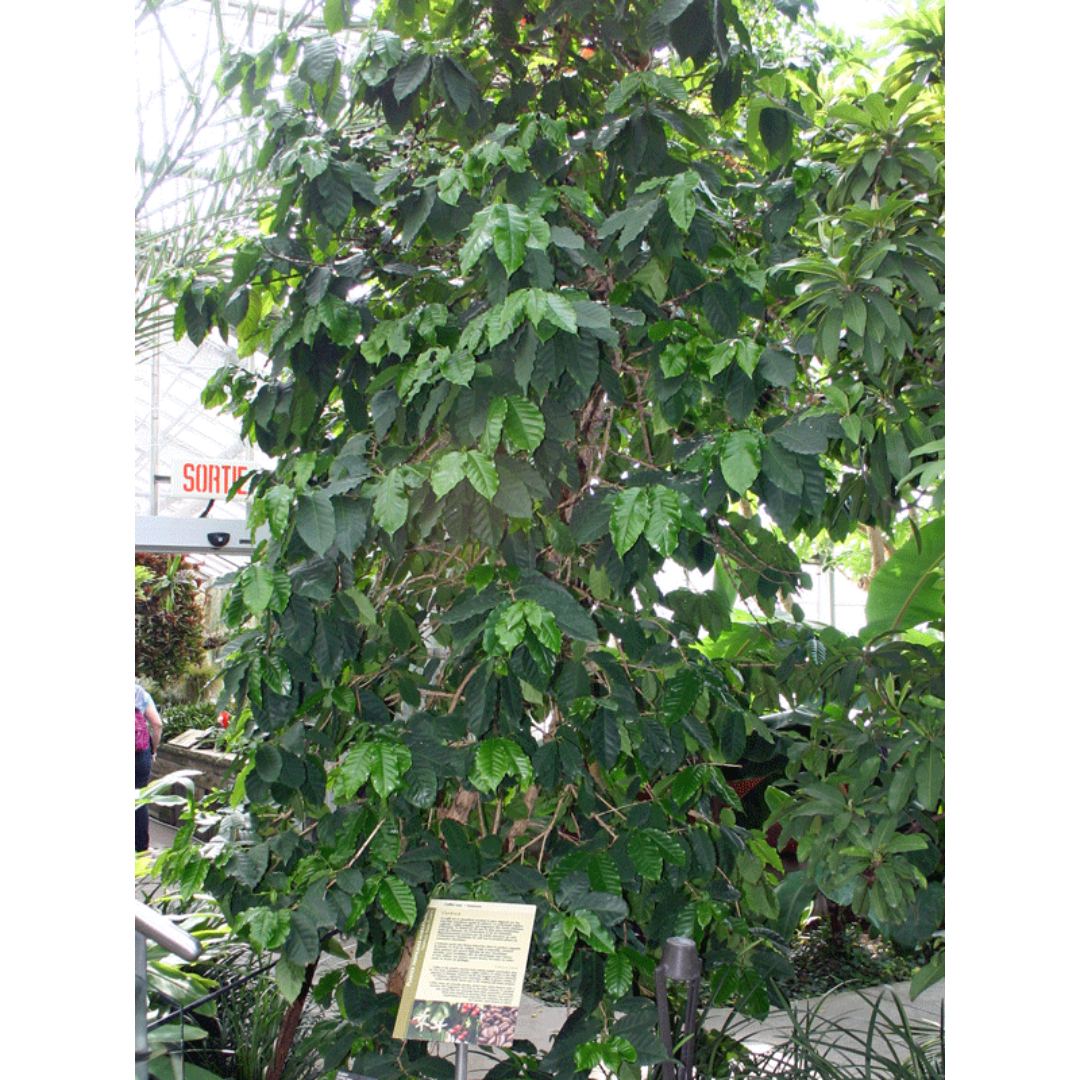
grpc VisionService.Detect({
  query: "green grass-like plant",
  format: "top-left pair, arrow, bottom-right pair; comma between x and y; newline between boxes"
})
711,988 -> 944,1079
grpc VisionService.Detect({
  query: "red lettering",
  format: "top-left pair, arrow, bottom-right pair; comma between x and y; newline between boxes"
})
179,461 -> 255,497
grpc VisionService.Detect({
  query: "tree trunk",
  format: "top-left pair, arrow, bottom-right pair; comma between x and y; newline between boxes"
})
266,959 -> 317,1080
386,935 -> 415,998
864,524 -> 895,580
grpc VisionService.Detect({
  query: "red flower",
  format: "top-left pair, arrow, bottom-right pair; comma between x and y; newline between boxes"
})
218,711 -> 230,728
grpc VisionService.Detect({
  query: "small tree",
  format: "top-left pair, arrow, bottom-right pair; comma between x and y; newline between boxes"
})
153,1 -> 944,1074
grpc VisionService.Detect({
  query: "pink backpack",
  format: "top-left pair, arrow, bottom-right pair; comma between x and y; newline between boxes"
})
135,708 -> 151,751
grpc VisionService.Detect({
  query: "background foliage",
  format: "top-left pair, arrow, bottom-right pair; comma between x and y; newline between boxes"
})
151,1 -> 944,1075
136,552 -> 210,687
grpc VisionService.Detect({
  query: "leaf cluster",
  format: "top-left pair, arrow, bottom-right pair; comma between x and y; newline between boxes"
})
152,1 -> 945,1072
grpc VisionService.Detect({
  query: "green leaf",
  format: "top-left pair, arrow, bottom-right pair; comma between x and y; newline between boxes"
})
464,451 -> 500,501
515,572 -> 598,643
599,199 -> 660,251
628,831 -> 663,881
490,203 -> 531,275
864,517 -> 945,635
759,106 -> 792,158
666,171 -> 697,232
662,668 -> 701,725
909,946 -> 944,999
286,907 -> 321,965
916,746 -> 944,810
605,951 -> 634,999
378,876 -> 417,924
588,709 -> 622,771
460,205 -> 494,273
670,764 -> 705,805
394,52 -> 431,101
471,736 -> 533,793
296,490 -> 337,555
720,430 -> 761,493
238,907 -> 291,951
369,470 -> 410,534
430,451 -> 466,497
761,438 -> 804,496
241,564 -> 276,614
275,957 -> 306,1003
548,917 -> 577,972
481,397 -> 508,454
544,292 -> 578,334
644,486 -> 682,557
711,64 -> 742,116
819,305 -> 842,363
503,395 -> 546,452
368,742 -> 412,797
611,488 -> 650,557
323,0 -> 347,35
255,744 -> 283,783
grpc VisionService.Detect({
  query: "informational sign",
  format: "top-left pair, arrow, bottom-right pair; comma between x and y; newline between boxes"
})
393,899 -> 537,1048
169,458 -> 257,500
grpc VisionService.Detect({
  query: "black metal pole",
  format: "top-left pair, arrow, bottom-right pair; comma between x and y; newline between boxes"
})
655,936 -> 703,1080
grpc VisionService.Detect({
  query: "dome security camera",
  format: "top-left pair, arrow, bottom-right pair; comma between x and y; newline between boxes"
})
207,531 -> 231,549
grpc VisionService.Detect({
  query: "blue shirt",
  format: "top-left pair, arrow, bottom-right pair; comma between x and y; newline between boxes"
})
135,683 -> 156,714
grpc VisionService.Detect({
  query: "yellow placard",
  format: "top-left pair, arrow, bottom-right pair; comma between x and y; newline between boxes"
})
393,899 -> 537,1047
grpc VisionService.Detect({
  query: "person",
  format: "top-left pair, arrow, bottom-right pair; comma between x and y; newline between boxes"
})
135,681 -> 163,853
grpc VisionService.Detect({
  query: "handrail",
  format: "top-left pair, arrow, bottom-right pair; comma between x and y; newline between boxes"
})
136,900 -> 202,962
136,899 -> 202,1080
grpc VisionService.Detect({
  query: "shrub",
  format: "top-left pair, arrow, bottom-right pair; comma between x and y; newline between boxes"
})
136,553 -> 208,686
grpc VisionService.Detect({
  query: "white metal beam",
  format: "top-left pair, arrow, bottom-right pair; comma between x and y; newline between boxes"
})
135,515 -> 266,556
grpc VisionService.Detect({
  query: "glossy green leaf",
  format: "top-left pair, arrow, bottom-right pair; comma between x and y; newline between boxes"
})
544,292 -> 578,334
464,450 -> 500,501
241,564 -> 275,614
368,470 -> 410,535
378,876 -> 417,924
393,52 -> 431,101
611,487 -> 650,557
666,171 -> 697,232
470,736 -> 533,793
503,395 -> 546,452
430,451 -> 466,497
644,486 -> 682,557
490,203 -> 531,275
460,205 -> 494,272
238,906 -> 291,951
662,668 -> 702,725
864,517 -> 945,635
275,957 -> 306,1003
916,746 -> 944,810
296,490 -> 337,555
909,949 -> 944,1000
605,951 -> 634,999
720,430 -> 761,493
628,831 -> 663,881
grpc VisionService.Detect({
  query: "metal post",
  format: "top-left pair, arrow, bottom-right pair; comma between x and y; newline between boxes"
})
654,936 -> 702,1080
454,1040 -> 469,1080
135,902 -> 202,1079
150,347 -> 161,516
136,929 -> 150,1080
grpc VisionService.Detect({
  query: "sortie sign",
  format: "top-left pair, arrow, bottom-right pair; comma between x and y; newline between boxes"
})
170,459 -> 257,500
